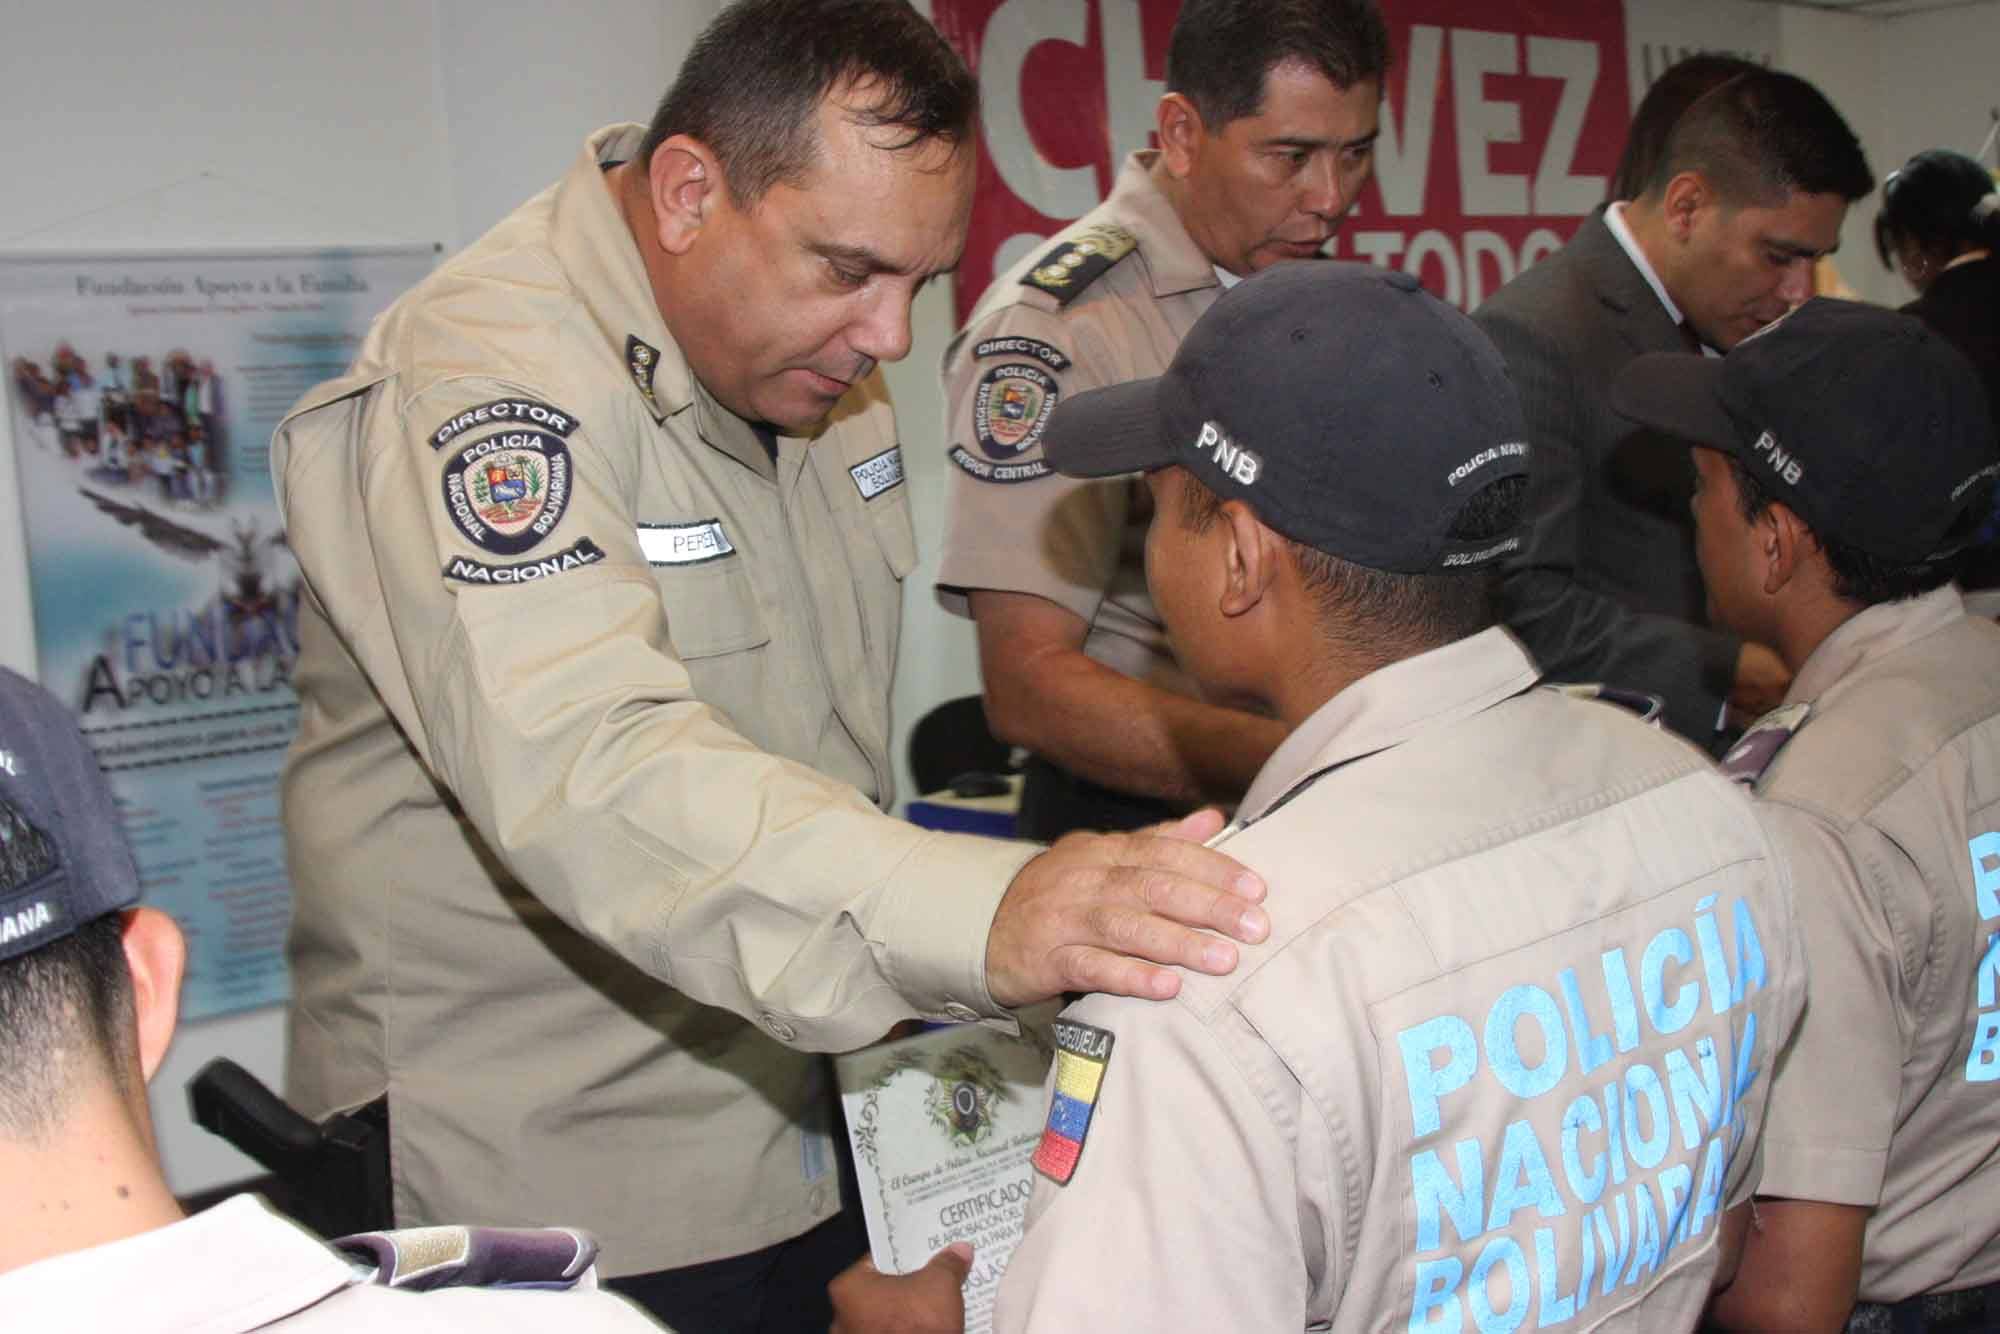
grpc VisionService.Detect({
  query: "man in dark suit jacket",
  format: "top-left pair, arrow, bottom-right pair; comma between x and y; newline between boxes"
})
1475,68 -> 1872,742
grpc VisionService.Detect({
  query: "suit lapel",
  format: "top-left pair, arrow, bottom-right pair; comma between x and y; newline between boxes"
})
1570,211 -> 1685,359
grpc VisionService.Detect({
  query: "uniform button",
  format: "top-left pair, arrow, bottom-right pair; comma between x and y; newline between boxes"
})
761,1013 -> 796,1042
942,1002 -> 979,1024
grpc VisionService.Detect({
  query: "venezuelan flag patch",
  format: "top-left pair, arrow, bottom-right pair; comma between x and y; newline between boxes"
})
1032,1018 -> 1115,1186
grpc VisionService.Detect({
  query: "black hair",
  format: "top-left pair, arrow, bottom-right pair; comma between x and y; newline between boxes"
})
1873,149 -> 2000,270
1610,54 -> 1762,204
1644,68 -> 1872,207
1725,454 -> 1980,605
639,0 -> 977,206
1166,0 -> 1389,129
0,913 -> 132,1140
1178,472 -> 1526,658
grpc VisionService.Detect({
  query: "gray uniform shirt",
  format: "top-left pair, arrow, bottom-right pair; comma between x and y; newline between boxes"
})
999,629 -> 1805,1331
1748,587 -> 2000,1301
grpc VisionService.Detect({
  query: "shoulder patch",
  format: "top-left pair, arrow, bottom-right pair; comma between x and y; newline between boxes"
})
973,336 -> 1072,372
1021,225 -> 1137,305
949,361 -> 1060,490
440,428 -> 574,555
429,397 -> 579,451
445,537 -> 605,587
1032,1019 -> 1114,1186
849,446 -> 905,501
1720,701 -> 1812,786
332,1223 -> 597,1292
626,335 -> 663,417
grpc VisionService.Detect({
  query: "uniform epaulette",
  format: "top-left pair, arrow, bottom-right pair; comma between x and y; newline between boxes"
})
1020,224 -> 1138,305
1541,682 -> 1666,727
1719,701 -> 1812,787
332,1223 -> 599,1292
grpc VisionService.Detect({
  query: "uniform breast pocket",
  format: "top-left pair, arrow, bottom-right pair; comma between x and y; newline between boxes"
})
867,489 -> 919,581
639,521 -> 771,659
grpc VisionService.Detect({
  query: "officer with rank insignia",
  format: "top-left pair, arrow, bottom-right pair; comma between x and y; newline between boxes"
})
935,0 -> 1387,838
992,263 -> 1807,1332
1608,301 -> 2000,1332
0,668 -> 662,1331
267,3 -> 1269,1330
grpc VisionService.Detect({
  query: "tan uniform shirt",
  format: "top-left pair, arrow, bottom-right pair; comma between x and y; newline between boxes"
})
1745,586 -> 2000,1301
935,152 -> 1220,690
998,630 -> 1806,1332
0,1195 -> 663,1333
271,125 -> 1038,1275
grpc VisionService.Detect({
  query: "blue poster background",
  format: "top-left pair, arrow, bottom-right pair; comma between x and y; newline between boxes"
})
1,247 -> 431,1018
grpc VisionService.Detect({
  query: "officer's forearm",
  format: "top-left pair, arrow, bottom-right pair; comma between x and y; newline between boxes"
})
983,644 -> 1285,806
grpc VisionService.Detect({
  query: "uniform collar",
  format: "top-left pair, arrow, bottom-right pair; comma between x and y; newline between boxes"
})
549,124 -> 694,426
1785,585 -> 1967,705
549,124 -> 789,478
1,1195 -> 355,1332
1103,151 -> 1221,299
1235,628 -> 1540,825
1603,201 -> 1686,328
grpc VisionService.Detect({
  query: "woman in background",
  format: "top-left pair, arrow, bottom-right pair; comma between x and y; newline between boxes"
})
1877,149 -> 2000,591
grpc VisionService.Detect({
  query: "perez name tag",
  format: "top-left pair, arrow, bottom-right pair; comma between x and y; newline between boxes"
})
637,519 -> 734,566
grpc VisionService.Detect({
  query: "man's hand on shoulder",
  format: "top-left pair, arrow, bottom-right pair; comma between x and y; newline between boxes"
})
985,809 -> 1270,1007
829,1244 -> 972,1334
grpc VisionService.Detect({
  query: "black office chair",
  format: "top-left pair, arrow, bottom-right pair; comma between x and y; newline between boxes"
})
906,694 -> 1014,797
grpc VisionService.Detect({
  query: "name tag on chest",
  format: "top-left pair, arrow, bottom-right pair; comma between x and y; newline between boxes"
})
848,446 -> 905,501
637,519 -> 734,566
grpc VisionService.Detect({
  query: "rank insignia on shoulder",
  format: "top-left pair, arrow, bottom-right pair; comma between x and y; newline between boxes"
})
1720,701 -> 1811,786
1032,1018 -> 1114,1186
1020,225 -> 1137,305
332,1223 -> 599,1292
627,334 -> 664,417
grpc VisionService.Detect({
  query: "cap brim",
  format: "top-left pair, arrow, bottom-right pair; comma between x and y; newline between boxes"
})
1042,376 -> 1176,479
1610,352 -> 1742,452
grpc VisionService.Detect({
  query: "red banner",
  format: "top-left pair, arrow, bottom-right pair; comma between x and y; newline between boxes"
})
932,0 -> 1631,322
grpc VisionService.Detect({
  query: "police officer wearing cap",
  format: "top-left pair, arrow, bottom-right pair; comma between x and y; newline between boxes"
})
269,2 -> 1266,1326
992,262 -> 1806,1332
935,0 -> 1386,838
1609,301 -> 2000,1333
0,669 -> 662,1331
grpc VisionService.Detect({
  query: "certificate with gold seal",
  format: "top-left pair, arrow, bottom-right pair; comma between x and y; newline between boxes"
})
836,1019 -> 1054,1333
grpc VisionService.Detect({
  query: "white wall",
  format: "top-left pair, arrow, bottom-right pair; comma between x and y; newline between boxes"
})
0,0 -> 1984,1196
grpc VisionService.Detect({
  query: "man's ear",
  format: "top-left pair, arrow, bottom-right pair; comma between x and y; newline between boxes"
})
1761,501 -> 1814,596
1156,93 -> 1207,179
1216,499 -> 1278,618
648,134 -> 725,256
120,907 -> 185,1085
1662,170 -> 1712,243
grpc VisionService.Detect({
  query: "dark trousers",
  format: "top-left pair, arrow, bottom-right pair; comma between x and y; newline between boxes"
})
1016,755 -> 1182,841
606,1210 -> 866,1334
1846,1283 -> 2000,1334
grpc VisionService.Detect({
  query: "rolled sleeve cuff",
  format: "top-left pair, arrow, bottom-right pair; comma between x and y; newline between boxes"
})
1757,1138 -> 1887,1208
936,546 -> 1105,627
877,829 -> 1043,1021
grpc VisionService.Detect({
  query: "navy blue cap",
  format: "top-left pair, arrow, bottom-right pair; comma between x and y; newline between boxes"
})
1039,262 -> 1531,574
0,669 -> 141,963
1612,298 -> 2000,563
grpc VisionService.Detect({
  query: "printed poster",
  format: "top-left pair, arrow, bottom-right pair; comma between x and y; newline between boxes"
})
0,246 -> 431,1018
931,0 -> 1774,321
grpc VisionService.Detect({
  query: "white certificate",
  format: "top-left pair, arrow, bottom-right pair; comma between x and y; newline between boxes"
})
837,1019 -> 1054,1333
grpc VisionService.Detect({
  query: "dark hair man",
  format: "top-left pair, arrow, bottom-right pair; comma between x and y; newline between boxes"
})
988,263 -> 1804,1331
1610,301 -> 2000,1331
1474,68 -> 1872,745
268,2 -> 1267,1328
0,670 -> 658,1329
934,0 -> 1387,840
